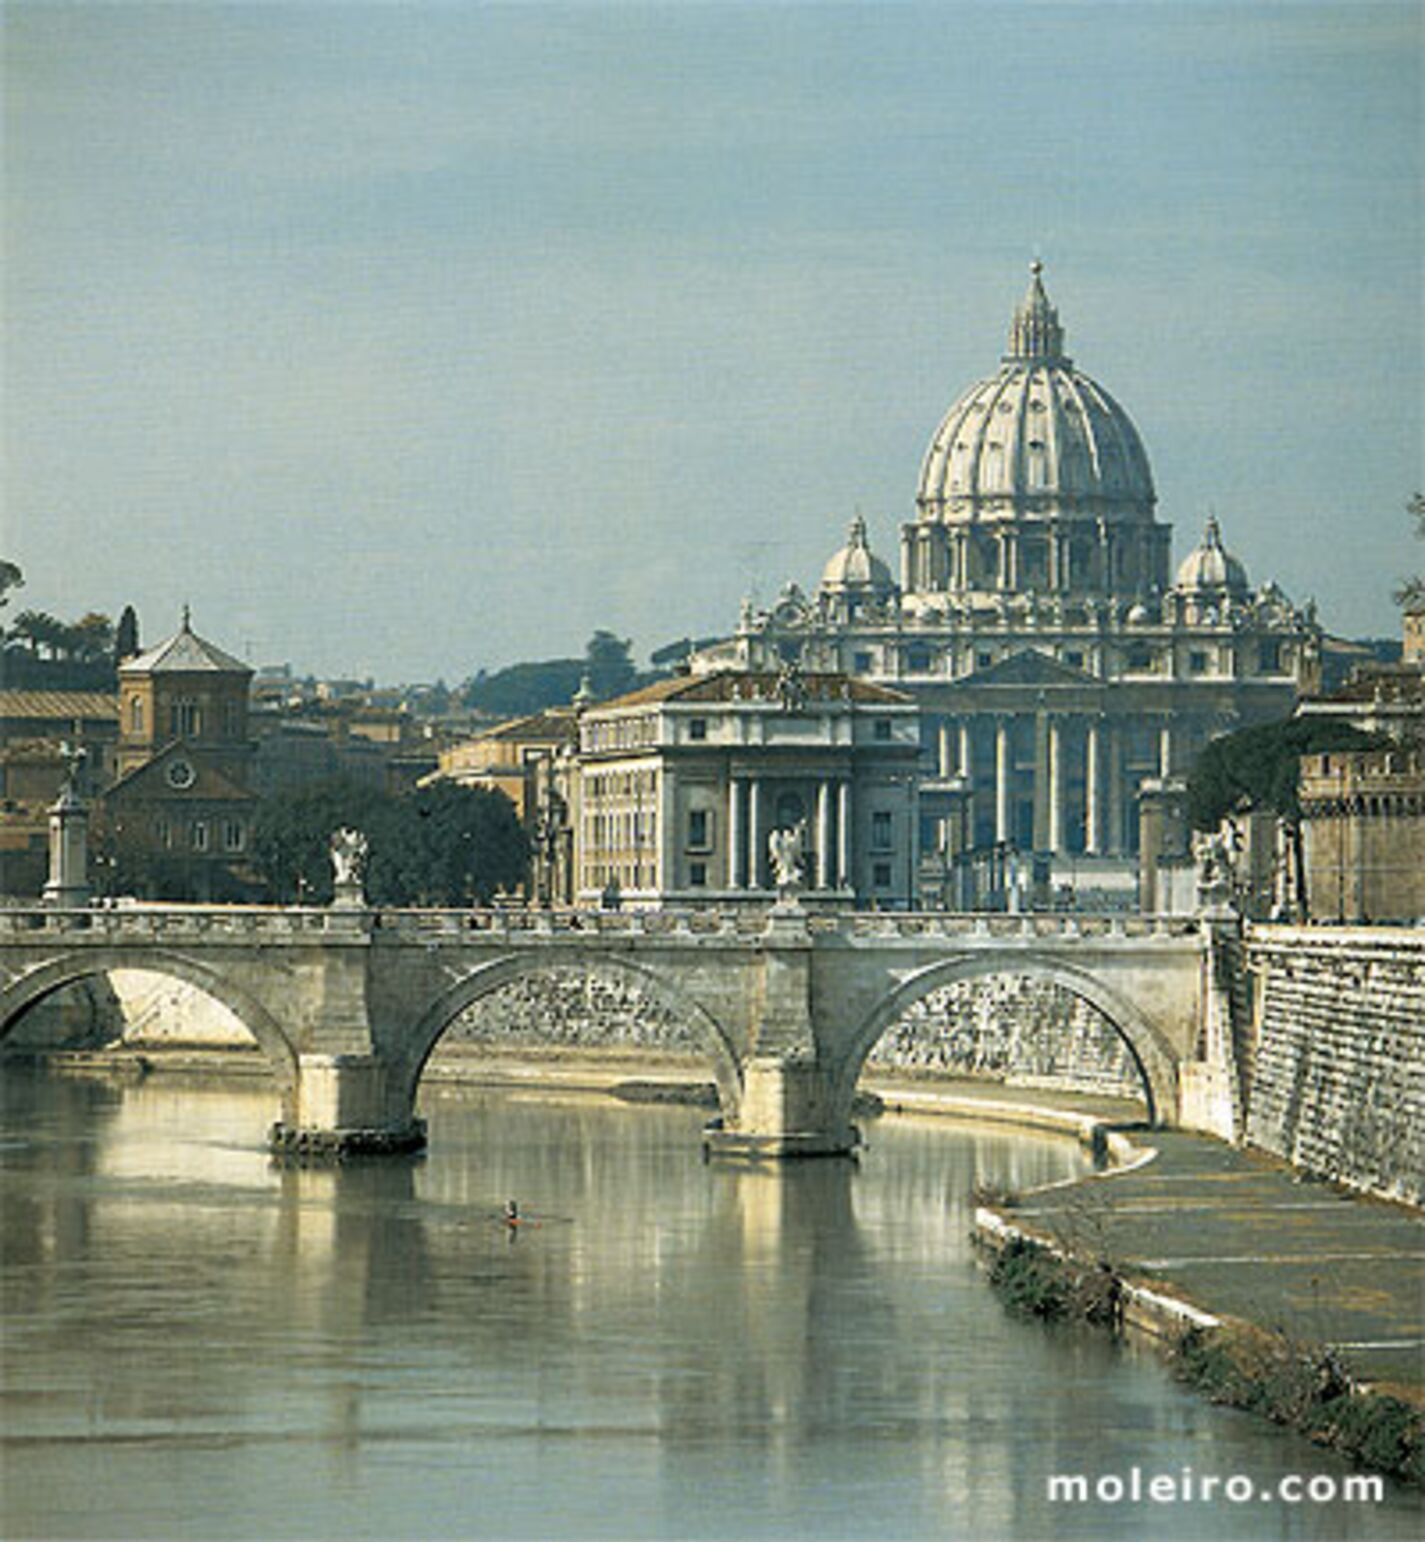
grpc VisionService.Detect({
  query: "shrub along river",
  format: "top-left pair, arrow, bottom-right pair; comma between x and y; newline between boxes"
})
1,1069 -> 1419,1540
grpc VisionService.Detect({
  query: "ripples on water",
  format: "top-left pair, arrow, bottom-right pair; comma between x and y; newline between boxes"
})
1,1069 -> 1419,1541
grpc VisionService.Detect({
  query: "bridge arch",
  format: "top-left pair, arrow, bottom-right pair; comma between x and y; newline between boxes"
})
0,949 -> 298,1095
393,950 -> 744,1120
830,952 -> 1179,1128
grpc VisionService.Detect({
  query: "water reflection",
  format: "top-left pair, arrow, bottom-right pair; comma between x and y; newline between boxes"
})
2,1069 -> 1419,1541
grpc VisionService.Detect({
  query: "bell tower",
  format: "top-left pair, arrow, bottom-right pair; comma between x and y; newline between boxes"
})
116,608 -> 253,785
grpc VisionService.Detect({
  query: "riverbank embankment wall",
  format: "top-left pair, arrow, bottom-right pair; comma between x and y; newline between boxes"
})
1242,925 -> 1424,1206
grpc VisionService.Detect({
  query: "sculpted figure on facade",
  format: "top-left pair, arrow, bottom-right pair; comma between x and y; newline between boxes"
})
775,659 -> 809,714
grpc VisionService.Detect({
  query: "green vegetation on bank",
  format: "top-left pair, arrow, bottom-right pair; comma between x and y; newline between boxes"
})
983,1230 -> 1423,1486
1172,1324 -> 1423,1487
986,1234 -> 1123,1327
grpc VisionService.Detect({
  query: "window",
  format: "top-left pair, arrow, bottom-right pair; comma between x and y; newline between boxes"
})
906,647 -> 931,673
1126,645 -> 1153,672
873,862 -> 893,888
1259,640 -> 1282,673
190,820 -> 209,852
128,697 -> 144,734
688,717 -> 707,742
223,819 -> 245,852
223,700 -> 243,738
689,861 -> 707,888
871,811 -> 893,850
169,699 -> 201,737
977,651 -> 993,670
155,818 -> 172,850
688,809 -> 711,849
1189,650 -> 1210,674
853,651 -> 873,673
873,719 -> 892,742
1065,650 -> 1084,669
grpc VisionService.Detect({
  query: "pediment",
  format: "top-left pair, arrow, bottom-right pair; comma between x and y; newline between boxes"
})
963,649 -> 1099,687
106,742 -> 253,804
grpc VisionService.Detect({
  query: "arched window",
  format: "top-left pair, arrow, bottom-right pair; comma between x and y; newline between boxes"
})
129,696 -> 144,734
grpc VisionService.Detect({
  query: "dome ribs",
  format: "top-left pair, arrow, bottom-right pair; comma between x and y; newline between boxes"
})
906,266 -> 1163,603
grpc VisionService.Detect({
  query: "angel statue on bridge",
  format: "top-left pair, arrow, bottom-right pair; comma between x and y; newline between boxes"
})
330,826 -> 369,903
768,822 -> 806,898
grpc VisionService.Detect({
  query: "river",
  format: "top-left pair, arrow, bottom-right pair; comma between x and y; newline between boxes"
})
1,1068 -> 1418,1540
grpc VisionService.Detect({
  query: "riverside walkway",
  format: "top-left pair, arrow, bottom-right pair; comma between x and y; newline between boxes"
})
987,1112 -> 1424,1400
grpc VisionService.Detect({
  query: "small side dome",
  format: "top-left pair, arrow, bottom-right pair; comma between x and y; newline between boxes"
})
819,516 -> 895,598
1176,516 -> 1249,597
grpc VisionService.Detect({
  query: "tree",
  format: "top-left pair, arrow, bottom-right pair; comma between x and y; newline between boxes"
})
1188,716 -> 1385,833
250,780 -> 394,904
1392,492 -> 1424,612
0,559 -> 22,621
584,629 -> 635,700
400,782 -> 529,905
70,612 -> 115,663
461,658 -> 584,717
9,609 -> 66,659
250,779 -> 528,906
1187,715 -> 1386,916
114,605 -> 140,663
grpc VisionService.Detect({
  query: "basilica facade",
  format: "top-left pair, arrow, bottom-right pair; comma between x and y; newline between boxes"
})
694,265 -> 1321,903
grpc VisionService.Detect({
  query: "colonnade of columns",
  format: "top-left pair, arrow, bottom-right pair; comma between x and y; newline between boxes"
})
903,522 -> 1172,597
932,710 -> 1181,857
726,775 -> 852,891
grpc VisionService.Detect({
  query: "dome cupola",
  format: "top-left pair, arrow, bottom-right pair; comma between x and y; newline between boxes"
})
915,264 -> 1155,526
1175,516 -> 1249,598
818,515 -> 895,623
904,264 -> 1170,604
819,516 -> 895,597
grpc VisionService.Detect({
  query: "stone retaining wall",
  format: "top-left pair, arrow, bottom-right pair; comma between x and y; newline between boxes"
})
436,968 -> 702,1056
1244,926 -> 1424,1205
866,976 -> 1146,1102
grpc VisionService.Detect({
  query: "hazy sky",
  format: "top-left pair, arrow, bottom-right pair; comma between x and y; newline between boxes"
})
4,1 -> 1421,681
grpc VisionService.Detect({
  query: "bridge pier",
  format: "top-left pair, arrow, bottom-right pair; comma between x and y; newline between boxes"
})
270,1054 -> 426,1159
1176,912 -> 1247,1142
706,1054 -> 859,1159
704,905 -> 859,1159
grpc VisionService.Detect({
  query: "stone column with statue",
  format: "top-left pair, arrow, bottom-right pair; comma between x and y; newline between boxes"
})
42,744 -> 91,908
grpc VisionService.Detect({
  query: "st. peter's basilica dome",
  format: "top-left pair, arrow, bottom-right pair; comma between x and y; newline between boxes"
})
915,264 -> 1155,525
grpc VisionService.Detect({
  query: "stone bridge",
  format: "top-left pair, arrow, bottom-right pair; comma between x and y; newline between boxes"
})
0,903 -> 1235,1157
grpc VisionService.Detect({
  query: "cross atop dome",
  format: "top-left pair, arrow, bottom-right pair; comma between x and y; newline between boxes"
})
1005,260 -> 1069,365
